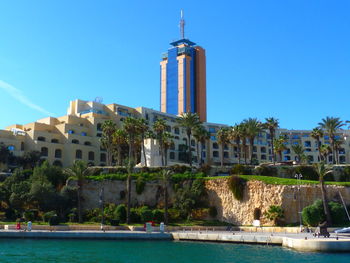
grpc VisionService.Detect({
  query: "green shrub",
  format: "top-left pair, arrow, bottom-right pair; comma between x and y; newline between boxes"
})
264,205 -> 284,226
130,208 -> 141,223
114,204 -> 127,223
110,219 -> 119,226
170,164 -> 192,174
209,206 -> 217,218
253,208 -> 261,220
168,208 -> 182,222
43,211 -> 57,222
48,215 -> 60,226
302,200 -> 325,226
197,164 -> 211,175
230,164 -> 246,175
329,201 -> 347,225
139,206 -> 153,222
152,209 -> 164,223
254,166 -> 278,177
23,210 -> 37,221
295,166 -> 318,181
227,175 -> 246,201
136,176 -> 146,195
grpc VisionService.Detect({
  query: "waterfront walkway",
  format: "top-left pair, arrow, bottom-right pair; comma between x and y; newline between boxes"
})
1,227 -> 350,252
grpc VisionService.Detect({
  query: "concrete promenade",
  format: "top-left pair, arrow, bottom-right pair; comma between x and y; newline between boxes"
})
1,226 -> 350,252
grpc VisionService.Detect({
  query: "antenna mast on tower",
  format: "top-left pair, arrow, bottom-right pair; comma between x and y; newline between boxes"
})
179,9 -> 185,39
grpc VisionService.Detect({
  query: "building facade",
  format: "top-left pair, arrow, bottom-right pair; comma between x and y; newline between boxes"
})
160,14 -> 206,122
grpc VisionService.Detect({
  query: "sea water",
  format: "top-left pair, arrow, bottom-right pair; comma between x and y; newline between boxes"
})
0,239 -> 348,263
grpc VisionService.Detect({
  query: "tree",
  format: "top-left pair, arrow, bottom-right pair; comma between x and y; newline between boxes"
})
264,118 -> 279,165
100,120 -> 117,166
216,127 -> 230,167
314,162 -> 333,226
162,132 -> 173,166
153,119 -> 167,166
112,129 -> 128,166
123,117 -> 140,224
311,127 -> 324,162
320,144 -> 331,163
230,124 -> 243,164
0,143 -> 10,168
176,112 -> 201,167
291,144 -> 305,164
334,138 -> 344,165
318,117 -> 344,164
22,150 -> 41,169
137,119 -> 149,167
274,136 -> 287,162
161,169 -> 172,224
243,118 -> 263,164
64,161 -> 90,223
193,125 -> 209,165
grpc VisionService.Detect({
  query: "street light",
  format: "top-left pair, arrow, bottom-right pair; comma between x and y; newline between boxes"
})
295,173 -> 303,231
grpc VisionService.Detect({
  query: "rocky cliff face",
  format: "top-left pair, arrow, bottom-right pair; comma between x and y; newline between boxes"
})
76,178 -> 350,226
205,178 -> 350,226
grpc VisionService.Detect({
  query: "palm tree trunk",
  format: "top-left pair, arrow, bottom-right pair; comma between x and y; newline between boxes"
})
317,139 -> 322,162
126,135 -> 134,225
196,142 -> 200,166
142,135 -> 147,167
164,181 -> 168,225
77,187 -> 82,223
220,144 -> 224,168
320,177 -> 332,226
271,131 -> 275,165
187,133 -> 192,166
236,140 -> 241,164
249,137 -> 254,164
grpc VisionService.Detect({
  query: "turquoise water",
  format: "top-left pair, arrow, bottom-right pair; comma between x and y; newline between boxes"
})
0,240 -> 349,263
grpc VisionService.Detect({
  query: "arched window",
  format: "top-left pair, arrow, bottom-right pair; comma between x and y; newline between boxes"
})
170,152 -> 175,160
213,143 -> 219,149
261,147 -> 266,153
97,123 -> 102,131
55,149 -> 62,158
72,139 -> 79,144
100,153 -> 106,162
51,139 -> 59,143
37,136 -> 46,142
88,151 -> 95,161
41,147 -> 48,157
84,141 -> 92,146
76,150 -> 82,159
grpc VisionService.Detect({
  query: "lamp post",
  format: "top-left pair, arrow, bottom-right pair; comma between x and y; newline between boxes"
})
295,173 -> 303,231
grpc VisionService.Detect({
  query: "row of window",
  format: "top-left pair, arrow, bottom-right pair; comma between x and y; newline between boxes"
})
37,137 -> 93,146
40,147 -> 106,162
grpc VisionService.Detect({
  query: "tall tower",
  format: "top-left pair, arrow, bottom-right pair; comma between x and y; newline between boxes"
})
160,11 -> 207,122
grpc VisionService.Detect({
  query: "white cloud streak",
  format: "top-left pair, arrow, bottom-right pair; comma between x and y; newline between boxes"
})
0,80 -> 55,116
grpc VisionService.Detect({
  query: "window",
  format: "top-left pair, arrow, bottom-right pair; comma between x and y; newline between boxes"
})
308,155 -> 314,162
209,127 -> 216,133
284,156 -> 291,161
174,127 -> 179,135
213,151 -> 219,158
261,147 -> 266,153
224,152 -> 229,158
41,147 -> 48,157
55,149 -> 62,158
261,154 -> 266,160
304,141 -> 311,147
253,146 -> 257,152
97,123 -> 102,131
88,151 -> 95,161
305,148 -> 312,152
170,143 -> 175,150
340,156 -> 346,164
191,140 -> 195,146
37,136 -> 46,142
76,150 -> 82,159
81,132 -> 87,136
224,144 -> 229,150
68,130 -> 75,134
96,133 -> 102,137
210,136 -> 216,141
72,139 -> 79,144
53,160 -> 62,167
51,139 -> 59,143
339,148 -> 345,155
213,143 -> 219,149
84,141 -> 92,146
100,153 -> 106,162
170,152 -> 175,160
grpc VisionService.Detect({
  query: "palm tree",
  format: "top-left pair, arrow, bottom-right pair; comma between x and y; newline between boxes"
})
137,119 -> 149,167
161,169 -> 173,225
162,132 -> 174,166
291,144 -> 305,164
0,143 -> 10,169
123,117 -> 141,224
193,125 -> 208,165
243,118 -> 263,164
311,127 -> 324,162
176,112 -> 201,167
153,119 -> 167,166
240,123 -> 249,165
230,124 -> 243,164
318,117 -> 344,164
64,160 -> 90,223
100,120 -> 117,166
264,118 -> 279,165
274,136 -> 287,162
320,144 -> 332,163
216,127 -> 230,167
334,138 -> 344,164
112,129 -> 127,166
314,162 -> 333,226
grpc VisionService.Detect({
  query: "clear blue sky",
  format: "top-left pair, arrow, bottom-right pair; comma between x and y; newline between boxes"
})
0,0 -> 349,130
